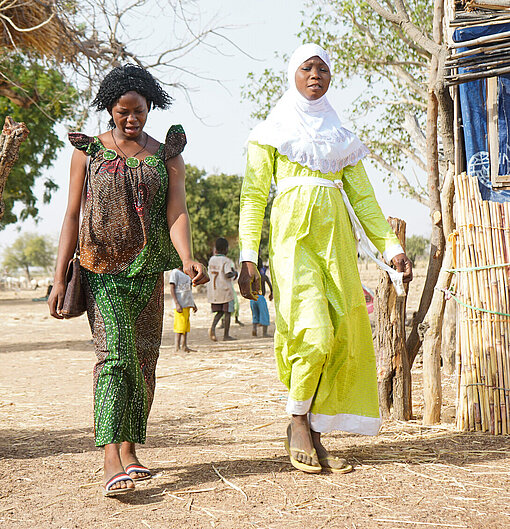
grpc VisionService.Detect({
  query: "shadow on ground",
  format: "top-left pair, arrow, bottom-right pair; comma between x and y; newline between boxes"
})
0,339 -> 93,354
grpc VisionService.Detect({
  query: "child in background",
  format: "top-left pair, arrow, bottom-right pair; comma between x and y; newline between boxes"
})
169,267 -> 198,352
251,258 -> 273,337
207,237 -> 237,342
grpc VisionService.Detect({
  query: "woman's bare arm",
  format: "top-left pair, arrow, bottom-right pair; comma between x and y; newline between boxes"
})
166,154 -> 208,285
48,149 -> 87,318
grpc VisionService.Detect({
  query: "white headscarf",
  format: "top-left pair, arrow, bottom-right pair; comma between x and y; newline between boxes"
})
248,43 -> 369,174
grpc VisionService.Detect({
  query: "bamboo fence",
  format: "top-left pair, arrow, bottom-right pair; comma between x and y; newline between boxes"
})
453,173 -> 510,434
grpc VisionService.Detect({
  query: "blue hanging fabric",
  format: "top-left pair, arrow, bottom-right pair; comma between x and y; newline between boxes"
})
453,23 -> 510,203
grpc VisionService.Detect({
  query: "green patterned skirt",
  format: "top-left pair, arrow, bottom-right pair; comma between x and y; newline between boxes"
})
82,270 -> 164,446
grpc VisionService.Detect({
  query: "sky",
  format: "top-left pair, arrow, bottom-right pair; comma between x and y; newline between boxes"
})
0,0 -> 430,257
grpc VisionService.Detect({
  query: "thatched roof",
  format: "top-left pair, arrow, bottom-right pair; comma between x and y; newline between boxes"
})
0,0 -> 77,61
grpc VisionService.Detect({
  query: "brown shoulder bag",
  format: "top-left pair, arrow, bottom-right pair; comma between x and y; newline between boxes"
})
61,255 -> 86,318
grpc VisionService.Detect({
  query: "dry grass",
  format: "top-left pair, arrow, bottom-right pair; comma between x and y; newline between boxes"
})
1,267 -> 509,528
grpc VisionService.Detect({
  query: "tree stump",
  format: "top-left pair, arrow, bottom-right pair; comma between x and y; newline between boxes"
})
374,217 -> 411,420
0,116 -> 30,221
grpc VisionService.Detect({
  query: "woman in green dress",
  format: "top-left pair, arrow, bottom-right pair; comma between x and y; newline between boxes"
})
238,44 -> 412,474
49,65 -> 208,495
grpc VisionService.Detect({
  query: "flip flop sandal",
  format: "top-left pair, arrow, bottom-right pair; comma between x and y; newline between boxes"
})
104,472 -> 135,497
319,456 -> 353,474
284,439 -> 322,474
125,464 -> 152,482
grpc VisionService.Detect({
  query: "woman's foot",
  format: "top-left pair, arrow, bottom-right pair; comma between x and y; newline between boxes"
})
104,444 -> 135,493
311,430 -> 353,474
288,418 -> 317,466
120,442 -> 151,480
284,417 -> 321,473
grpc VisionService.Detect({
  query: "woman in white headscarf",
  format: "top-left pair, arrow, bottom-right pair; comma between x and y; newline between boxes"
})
238,44 -> 412,474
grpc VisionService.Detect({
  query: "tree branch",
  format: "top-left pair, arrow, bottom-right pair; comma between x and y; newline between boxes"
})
368,151 -> 430,206
365,0 -> 440,57
396,26 -> 432,60
404,112 -> 427,154
390,140 -> 427,172
0,83 -> 34,108
390,63 -> 428,99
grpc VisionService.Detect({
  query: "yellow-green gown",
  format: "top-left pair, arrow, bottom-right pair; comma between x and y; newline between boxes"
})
239,142 -> 403,435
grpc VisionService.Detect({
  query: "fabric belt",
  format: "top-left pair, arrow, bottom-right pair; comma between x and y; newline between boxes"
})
276,177 -> 405,297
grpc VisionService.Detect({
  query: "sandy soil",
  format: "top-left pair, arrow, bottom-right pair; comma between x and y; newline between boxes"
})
1,264 -> 510,529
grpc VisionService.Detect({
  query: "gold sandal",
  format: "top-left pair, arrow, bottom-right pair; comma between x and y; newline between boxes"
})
319,456 -> 353,474
284,439 -> 322,473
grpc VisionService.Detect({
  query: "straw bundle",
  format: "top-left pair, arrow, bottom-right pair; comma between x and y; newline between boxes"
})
0,0 -> 77,61
454,173 -> 510,434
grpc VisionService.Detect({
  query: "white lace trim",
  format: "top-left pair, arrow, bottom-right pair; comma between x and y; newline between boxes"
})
279,143 -> 370,174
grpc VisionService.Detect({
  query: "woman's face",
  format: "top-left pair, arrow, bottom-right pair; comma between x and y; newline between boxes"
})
110,91 -> 149,139
294,56 -> 331,101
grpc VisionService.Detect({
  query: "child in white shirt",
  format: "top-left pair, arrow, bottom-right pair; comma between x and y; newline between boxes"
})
207,237 -> 237,341
169,266 -> 197,352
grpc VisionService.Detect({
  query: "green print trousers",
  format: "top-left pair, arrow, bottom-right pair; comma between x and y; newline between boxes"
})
82,270 -> 164,446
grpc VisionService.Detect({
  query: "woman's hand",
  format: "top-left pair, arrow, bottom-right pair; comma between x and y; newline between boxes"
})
239,261 -> 261,300
183,259 -> 209,286
48,281 -> 66,319
391,253 -> 413,283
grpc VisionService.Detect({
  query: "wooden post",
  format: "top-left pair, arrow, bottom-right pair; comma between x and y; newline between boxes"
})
442,294 -> 456,375
0,116 -> 30,221
374,217 -> 411,420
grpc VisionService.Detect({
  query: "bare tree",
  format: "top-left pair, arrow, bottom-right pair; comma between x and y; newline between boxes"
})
0,1 -> 240,116
0,0 -> 242,224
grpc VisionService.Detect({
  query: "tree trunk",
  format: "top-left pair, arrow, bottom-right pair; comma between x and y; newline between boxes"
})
407,86 -> 445,365
421,240 -> 454,424
406,0 -> 453,366
0,116 -> 30,221
24,264 -> 31,282
375,217 -> 411,420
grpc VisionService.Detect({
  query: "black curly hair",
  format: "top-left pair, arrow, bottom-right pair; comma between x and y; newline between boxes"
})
92,64 -> 172,127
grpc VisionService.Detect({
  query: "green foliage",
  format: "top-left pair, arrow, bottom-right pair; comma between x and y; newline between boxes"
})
185,165 -> 273,264
240,56 -> 288,121
405,234 -> 429,263
2,233 -> 56,279
0,53 -> 79,228
241,0 -> 433,201
300,0 -> 431,191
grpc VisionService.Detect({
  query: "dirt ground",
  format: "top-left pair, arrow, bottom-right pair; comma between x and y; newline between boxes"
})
1,263 -> 510,529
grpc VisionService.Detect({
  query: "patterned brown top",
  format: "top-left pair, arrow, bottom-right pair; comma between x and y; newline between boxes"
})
69,125 -> 186,276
